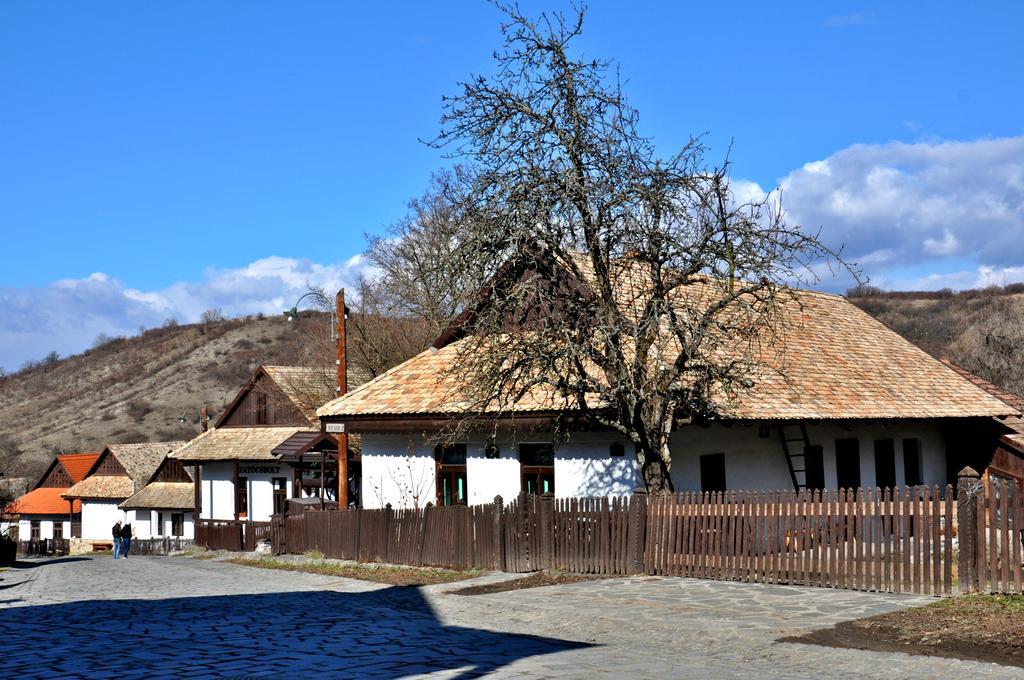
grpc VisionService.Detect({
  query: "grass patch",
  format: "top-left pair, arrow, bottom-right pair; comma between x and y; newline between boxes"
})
783,593 -> 1024,668
227,557 -> 481,586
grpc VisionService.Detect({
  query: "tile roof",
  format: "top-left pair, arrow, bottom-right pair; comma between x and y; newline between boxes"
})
9,487 -> 80,515
319,285 -> 1018,422
939,359 -> 1024,412
63,475 -> 134,500
170,426 -> 314,462
119,482 -> 194,510
57,453 -> 102,483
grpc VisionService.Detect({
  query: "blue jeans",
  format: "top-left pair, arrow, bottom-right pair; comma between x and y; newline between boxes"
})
121,537 -> 131,558
113,538 -> 121,559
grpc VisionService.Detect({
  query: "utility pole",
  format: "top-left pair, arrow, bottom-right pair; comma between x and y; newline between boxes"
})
336,289 -> 349,508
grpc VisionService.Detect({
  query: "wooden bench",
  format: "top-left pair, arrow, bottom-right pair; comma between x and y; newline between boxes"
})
91,542 -> 114,552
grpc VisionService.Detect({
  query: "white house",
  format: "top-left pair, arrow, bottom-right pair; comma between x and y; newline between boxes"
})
119,456 -> 196,540
318,263 -> 1019,509
8,452 -> 100,542
63,441 -> 184,541
171,366 -> 352,521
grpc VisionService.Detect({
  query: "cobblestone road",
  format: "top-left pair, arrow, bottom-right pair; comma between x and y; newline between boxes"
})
1,555 -> 1021,679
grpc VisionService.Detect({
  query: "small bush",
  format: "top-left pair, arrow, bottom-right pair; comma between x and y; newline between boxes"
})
126,398 -> 153,422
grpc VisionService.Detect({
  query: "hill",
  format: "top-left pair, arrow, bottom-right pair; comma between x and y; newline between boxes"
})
848,287 -> 1024,401
0,313 -> 342,483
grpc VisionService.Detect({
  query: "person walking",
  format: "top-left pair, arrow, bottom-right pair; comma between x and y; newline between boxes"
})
119,521 -> 132,559
112,521 -> 122,559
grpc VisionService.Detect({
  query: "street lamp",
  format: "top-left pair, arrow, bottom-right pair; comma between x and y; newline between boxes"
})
178,405 -> 213,432
283,291 -> 337,340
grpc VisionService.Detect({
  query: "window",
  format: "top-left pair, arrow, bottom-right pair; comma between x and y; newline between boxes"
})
804,446 -> 825,490
519,443 -> 555,495
272,477 -> 288,515
699,453 -> 726,492
835,438 -> 861,490
171,513 -> 184,537
30,520 -> 40,540
903,438 -> 922,487
435,444 -> 468,506
155,512 -> 164,537
236,477 -> 249,518
610,442 -> 625,457
874,439 -> 896,489
52,522 -> 63,541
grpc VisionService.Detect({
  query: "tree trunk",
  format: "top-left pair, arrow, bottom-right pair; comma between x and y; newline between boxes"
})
640,455 -> 673,494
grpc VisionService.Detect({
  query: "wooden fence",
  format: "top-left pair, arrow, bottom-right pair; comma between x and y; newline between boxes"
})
960,472 -> 1024,594
221,467 -> 1024,597
126,537 -> 194,555
18,538 -> 70,556
273,504 -> 501,570
643,486 -> 955,595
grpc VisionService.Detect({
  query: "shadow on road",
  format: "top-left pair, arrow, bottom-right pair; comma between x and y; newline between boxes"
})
0,585 -> 593,679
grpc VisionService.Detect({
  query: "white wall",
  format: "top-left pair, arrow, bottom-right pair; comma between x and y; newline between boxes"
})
668,421 -> 949,492
17,517 -> 72,540
359,420 -> 952,507
199,461 -> 293,522
360,432 -> 637,509
81,501 -> 124,540
361,437 -> 438,510
127,510 -> 195,539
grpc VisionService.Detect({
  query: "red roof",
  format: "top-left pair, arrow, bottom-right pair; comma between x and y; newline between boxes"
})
11,487 -> 81,515
57,452 -> 101,483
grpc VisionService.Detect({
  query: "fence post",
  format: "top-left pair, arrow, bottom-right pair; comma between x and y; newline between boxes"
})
540,492 -> 555,571
957,466 -> 981,593
493,495 -> 506,572
384,503 -> 393,563
629,489 -> 648,575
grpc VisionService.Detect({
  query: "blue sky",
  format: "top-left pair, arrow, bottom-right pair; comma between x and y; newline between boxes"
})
1,2 -> 1023,369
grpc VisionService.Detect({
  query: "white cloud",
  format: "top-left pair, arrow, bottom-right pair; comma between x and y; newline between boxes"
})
0,255 -> 373,371
874,264 -> 1024,292
774,136 -> 1024,284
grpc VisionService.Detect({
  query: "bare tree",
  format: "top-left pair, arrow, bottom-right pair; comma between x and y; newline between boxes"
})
429,5 -> 853,493
347,276 -> 438,379
365,170 -> 477,338
949,296 -> 1024,397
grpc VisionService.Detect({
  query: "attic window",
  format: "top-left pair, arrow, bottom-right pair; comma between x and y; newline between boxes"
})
609,442 -> 625,457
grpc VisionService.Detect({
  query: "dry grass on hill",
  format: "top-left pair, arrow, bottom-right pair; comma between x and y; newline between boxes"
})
0,313 -> 338,482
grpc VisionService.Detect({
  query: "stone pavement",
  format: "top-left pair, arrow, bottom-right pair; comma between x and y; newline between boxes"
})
1,555 -> 1022,679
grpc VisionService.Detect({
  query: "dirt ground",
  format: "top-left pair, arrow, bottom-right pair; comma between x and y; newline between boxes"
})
448,571 -> 608,595
783,594 -> 1024,668
226,556 -> 480,586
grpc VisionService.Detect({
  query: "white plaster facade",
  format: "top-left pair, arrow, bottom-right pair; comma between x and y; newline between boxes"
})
17,517 -> 72,540
80,500 -> 123,540
197,461 -> 294,521
358,421 -> 953,509
123,509 -> 195,539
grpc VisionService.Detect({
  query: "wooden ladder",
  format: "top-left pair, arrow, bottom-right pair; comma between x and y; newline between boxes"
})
778,422 -> 811,491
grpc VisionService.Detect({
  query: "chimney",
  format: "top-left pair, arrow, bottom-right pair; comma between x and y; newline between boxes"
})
199,404 -> 209,433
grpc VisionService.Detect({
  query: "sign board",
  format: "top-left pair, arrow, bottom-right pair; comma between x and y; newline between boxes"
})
325,423 -> 345,433
238,464 -> 281,475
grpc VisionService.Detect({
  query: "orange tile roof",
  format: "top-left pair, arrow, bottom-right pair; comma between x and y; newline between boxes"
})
319,284 -> 1019,422
10,487 -> 80,515
57,452 -> 102,483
